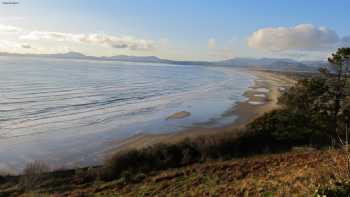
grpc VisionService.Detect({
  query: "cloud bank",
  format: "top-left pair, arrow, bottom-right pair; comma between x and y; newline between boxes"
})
0,40 -> 31,51
0,24 -> 21,33
248,24 -> 341,51
20,31 -> 155,51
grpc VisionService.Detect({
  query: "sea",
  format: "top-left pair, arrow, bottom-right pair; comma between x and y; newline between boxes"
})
0,56 -> 254,172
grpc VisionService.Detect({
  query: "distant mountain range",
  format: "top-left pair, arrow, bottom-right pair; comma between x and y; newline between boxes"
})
0,51 -> 329,71
0,52 -> 211,66
216,57 -> 327,71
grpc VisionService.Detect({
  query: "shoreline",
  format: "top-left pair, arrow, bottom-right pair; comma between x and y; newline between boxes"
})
0,69 -> 295,174
106,70 -> 296,154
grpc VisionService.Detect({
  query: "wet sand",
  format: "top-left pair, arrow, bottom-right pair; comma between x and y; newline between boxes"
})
107,70 -> 296,153
166,111 -> 191,120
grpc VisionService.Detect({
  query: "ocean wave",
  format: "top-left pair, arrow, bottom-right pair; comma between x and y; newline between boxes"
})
0,58 -> 254,138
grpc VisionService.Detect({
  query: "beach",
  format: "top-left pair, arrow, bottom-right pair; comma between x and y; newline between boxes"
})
107,70 -> 296,153
0,65 -> 294,173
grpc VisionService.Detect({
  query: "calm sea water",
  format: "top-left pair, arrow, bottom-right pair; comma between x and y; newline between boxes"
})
0,57 -> 254,172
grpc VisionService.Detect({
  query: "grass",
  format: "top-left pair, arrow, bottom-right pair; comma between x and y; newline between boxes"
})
0,149 -> 345,196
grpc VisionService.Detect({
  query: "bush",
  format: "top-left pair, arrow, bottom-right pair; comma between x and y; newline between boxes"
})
102,149 -> 144,180
74,167 -> 99,183
248,109 -> 330,148
316,181 -> 350,196
101,140 -> 201,180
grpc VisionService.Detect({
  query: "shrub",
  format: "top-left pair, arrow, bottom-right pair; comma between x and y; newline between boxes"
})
102,149 -> 144,180
101,139 -> 202,180
248,109 -> 330,149
74,167 -> 99,183
316,181 -> 350,196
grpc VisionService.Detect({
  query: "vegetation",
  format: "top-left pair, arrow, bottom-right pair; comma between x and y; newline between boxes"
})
1,149 -> 347,196
101,129 -> 292,181
20,161 -> 50,191
317,181 -> 350,197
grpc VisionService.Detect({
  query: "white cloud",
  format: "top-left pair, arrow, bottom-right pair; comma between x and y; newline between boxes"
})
0,24 -> 21,33
0,17 -> 25,22
248,24 -> 340,51
0,40 -> 30,50
20,31 -> 81,42
208,38 -> 216,49
20,31 -> 155,51
0,40 -> 74,54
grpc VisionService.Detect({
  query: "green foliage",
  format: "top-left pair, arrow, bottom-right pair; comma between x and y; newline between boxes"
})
277,48 -> 350,143
279,76 -> 329,114
101,130 -> 251,180
101,139 -> 202,180
316,181 -> 350,197
263,192 -> 274,197
278,77 -> 334,137
248,109 -> 325,147
328,48 -> 350,68
275,48 -> 350,144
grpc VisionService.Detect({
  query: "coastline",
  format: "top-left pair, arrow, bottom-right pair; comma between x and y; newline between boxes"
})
106,69 -> 296,154
0,69 -> 295,173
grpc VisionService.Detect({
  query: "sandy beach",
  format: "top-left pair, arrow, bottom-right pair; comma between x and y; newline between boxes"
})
108,69 -> 296,153
0,69 -> 295,173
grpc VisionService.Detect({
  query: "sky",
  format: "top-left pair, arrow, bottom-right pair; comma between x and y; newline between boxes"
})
0,0 -> 349,61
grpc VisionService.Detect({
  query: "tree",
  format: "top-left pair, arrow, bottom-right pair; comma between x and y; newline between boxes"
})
325,48 -> 350,143
277,48 -> 350,144
278,76 -> 332,141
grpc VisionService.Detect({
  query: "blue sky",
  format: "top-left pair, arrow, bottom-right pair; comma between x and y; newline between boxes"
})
0,0 -> 349,60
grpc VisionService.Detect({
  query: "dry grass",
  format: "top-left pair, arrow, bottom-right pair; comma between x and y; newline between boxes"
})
108,149 -> 339,196
20,161 -> 50,191
1,149 -> 347,196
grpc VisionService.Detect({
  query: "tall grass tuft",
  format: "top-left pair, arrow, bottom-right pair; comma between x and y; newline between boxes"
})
21,161 -> 50,191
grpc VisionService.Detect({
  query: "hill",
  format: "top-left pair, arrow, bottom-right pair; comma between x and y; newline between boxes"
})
0,149 -> 344,196
0,52 -> 211,66
216,57 -> 319,71
0,52 -> 324,71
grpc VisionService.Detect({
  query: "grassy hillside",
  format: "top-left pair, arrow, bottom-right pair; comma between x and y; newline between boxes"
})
0,149 -> 346,196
